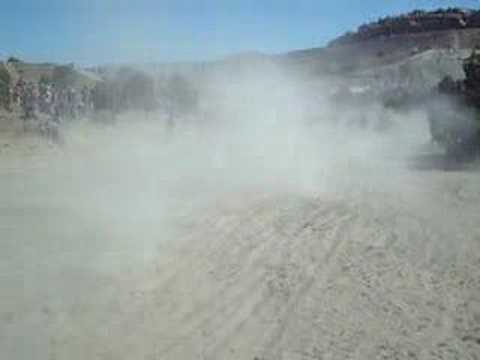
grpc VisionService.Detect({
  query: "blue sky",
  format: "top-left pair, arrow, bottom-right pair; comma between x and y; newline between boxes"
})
0,0 -> 479,65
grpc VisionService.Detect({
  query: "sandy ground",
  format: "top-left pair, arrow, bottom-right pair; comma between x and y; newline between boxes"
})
1,115 -> 480,360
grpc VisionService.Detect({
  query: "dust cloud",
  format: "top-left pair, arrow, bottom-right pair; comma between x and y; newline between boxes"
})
3,62 -> 479,360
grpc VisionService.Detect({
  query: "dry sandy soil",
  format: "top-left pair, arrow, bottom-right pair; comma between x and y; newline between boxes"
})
1,113 -> 480,360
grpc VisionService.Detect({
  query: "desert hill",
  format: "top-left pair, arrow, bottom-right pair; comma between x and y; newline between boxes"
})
1,58 -> 99,88
274,9 -> 480,96
330,8 -> 480,47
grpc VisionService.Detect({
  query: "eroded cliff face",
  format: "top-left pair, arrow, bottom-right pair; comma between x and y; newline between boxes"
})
330,9 -> 480,47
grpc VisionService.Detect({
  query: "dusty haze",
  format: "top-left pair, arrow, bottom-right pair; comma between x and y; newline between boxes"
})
2,62 -> 480,360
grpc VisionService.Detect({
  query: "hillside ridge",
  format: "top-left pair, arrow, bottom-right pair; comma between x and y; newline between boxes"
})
330,8 -> 480,47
